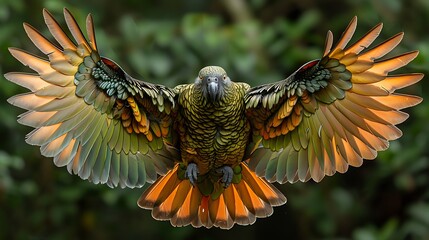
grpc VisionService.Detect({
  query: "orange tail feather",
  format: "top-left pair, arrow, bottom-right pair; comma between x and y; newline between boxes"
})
138,163 -> 287,229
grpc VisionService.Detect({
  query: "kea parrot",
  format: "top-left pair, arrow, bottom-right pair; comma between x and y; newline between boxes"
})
5,8 -> 423,229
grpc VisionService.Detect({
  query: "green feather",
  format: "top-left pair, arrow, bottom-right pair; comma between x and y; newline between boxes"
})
251,149 -> 271,176
75,79 -> 93,97
324,58 -> 340,68
274,147 -> 288,182
286,146 -> 298,182
73,110 -> 97,140
80,112 -> 103,145
127,154 -> 139,187
122,131 -> 131,154
83,56 -> 96,68
80,133 -> 103,179
108,122 -> 121,151
210,183 -> 224,201
100,148 -> 112,185
120,152 -> 129,186
138,134 -> 149,154
91,136 -> 108,184
315,107 -> 334,138
130,132 -> 139,154
198,177 -> 214,196
275,135 -> 284,151
315,88 -> 336,104
297,122 -> 309,149
326,83 -> 346,100
109,151 -> 121,187
137,154 -> 148,184
291,129 -> 301,152
297,149 -> 309,181
83,84 -> 98,105
265,152 -> 278,181
114,126 -> 124,154
308,116 -> 324,171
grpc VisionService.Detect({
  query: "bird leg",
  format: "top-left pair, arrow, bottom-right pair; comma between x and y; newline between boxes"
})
185,162 -> 199,186
216,165 -> 234,188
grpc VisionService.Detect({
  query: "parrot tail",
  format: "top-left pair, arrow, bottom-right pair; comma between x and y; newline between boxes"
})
137,162 -> 287,229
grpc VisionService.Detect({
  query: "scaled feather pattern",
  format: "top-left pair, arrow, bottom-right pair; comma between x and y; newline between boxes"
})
5,9 -> 423,229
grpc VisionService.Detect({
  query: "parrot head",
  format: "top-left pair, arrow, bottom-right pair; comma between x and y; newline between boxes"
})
196,66 -> 231,103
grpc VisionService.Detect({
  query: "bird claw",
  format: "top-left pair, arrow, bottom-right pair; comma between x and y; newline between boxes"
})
185,163 -> 199,186
216,165 -> 233,188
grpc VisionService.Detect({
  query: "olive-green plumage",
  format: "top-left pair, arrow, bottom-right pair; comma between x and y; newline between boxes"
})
174,66 -> 251,198
6,9 -> 423,229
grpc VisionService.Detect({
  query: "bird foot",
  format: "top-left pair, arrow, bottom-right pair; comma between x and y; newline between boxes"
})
216,165 -> 233,188
185,163 -> 199,186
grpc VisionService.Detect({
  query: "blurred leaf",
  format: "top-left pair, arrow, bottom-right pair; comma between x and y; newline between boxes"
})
0,150 -> 23,189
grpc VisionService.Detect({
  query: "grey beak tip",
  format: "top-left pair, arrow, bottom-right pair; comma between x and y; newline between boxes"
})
208,81 -> 219,102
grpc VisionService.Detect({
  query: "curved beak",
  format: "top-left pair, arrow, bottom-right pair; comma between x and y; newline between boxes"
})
206,76 -> 219,102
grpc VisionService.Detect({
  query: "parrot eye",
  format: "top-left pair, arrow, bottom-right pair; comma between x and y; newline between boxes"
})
223,76 -> 226,80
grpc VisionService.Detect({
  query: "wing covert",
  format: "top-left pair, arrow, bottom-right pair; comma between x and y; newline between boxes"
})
245,16 -> 423,183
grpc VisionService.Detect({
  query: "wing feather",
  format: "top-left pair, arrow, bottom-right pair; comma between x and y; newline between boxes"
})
246,16 -> 422,183
345,23 -> 383,55
330,16 -> 357,54
7,8 -> 178,188
358,33 -> 404,61
63,8 -> 91,51
85,14 -> 97,50
42,8 -> 76,50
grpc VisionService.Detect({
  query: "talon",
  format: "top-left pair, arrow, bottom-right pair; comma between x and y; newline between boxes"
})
185,163 -> 199,186
216,165 -> 233,188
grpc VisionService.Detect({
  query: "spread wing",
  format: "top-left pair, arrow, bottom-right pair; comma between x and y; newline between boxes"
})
245,16 -> 423,183
5,8 -> 179,188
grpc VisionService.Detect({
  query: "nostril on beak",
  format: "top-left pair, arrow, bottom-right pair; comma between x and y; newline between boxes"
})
208,77 -> 218,83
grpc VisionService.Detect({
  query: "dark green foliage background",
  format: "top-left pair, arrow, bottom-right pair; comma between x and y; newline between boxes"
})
1,0 -> 428,239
